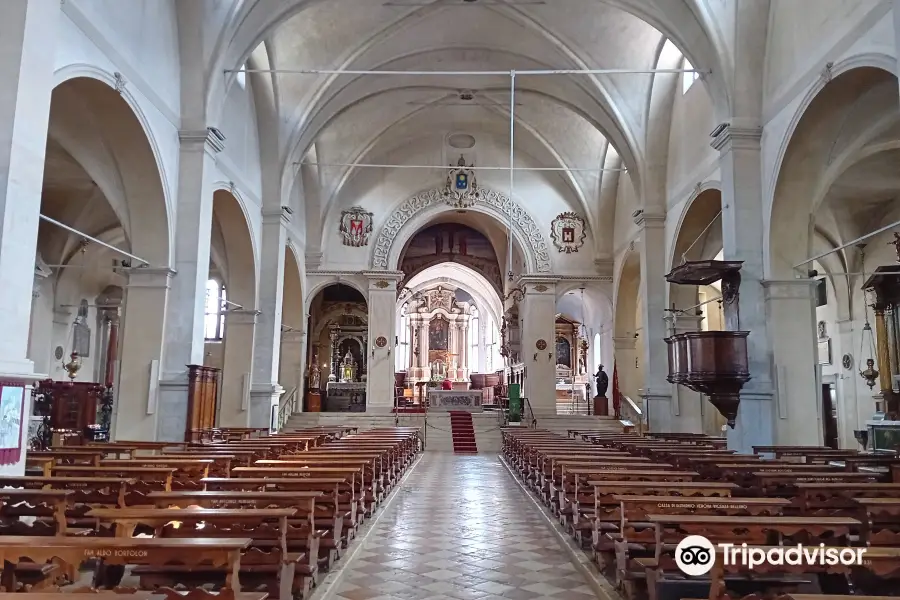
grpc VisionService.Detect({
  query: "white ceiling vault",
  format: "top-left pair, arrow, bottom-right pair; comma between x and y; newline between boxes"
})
209,0 -> 728,263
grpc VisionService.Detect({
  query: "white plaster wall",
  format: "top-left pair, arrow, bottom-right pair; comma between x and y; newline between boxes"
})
217,82 -> 264,205
764,0 -> 889,115
64,1 -> 180,119
665,84 -> 719,209
54,10 -> 181,262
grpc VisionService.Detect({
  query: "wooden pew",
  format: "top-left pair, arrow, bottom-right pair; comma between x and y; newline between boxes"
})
51,467 -> 176,494
86,508 -> 309,599
100,459 -> 213,489
0,536 -> 250,592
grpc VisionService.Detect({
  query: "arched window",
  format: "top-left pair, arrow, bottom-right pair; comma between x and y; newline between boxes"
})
682,58 -> 699,94
469,308 -> 479,371
593,332 -> 602,367
236,62 -> 247,89
205,279 -> 227,340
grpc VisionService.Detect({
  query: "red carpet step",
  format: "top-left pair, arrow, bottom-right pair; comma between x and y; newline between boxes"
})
449,411 -> 478,453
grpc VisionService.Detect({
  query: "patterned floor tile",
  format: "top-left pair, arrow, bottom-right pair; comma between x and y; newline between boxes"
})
328,454 -> 603,600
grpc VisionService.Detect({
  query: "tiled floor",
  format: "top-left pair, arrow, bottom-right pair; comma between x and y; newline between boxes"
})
331,453 -> 600,600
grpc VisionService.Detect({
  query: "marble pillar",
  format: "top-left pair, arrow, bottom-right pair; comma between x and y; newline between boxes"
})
366,274 -> 402,412
0,0 -> 59,379
157,128 -> 223,437
219,309 -> 259,427
114,268 -> 173,441
635,212 -> 673,432
519,278 -> 558,417
0,0 -> 59,473
250,208 -> 289,429
613,336 -> 639,403
712,124 -> 775,454
670,314 -> 705,434
764,280 -> 821,446
279,330 -> 305,409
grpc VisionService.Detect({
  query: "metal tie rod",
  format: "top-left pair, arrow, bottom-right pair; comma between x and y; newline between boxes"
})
232,67 -> 708,76
39,214 -> 150,266
296,161 -> 626,172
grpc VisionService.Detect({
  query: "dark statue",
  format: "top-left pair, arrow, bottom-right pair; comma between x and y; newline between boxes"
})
594,365 -> 609,397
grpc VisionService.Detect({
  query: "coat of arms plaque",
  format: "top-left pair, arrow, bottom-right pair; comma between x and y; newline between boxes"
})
550,212 -> 586,253
339,206 -> 374,247
441,155 -> 481,209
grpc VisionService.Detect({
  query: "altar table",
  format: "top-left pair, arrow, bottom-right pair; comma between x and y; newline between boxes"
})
428,390 -> 483,412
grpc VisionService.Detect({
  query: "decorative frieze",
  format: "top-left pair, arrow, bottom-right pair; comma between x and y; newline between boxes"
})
372,187 -> 551,272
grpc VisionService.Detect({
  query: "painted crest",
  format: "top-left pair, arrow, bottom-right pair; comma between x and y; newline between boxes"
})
550,212 -> 586,254
441,155 -> 481,209
339,206 -> 374,247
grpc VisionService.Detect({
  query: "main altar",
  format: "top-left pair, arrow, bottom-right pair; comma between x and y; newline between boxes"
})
404,286 -> 475,387
428,390 -> 483,412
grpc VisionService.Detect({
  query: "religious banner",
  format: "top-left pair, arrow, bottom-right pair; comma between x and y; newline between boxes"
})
0,382 -> 26,466
550,212 -> 586,253
339,206 -> 374,247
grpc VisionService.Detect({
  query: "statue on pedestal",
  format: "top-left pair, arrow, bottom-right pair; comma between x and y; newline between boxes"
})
594,365 -> 609,398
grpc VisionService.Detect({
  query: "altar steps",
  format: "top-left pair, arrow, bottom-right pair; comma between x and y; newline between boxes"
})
449,411 -> 478,454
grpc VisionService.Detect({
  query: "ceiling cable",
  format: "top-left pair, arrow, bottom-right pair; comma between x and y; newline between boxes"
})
295,161 -> 627,172
507,70 -> 516,282
232,67 -> 707,76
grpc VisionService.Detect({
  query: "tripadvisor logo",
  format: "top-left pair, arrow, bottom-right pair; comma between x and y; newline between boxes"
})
674,535 -> 867,576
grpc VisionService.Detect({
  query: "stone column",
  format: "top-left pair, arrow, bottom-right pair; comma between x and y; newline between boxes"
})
635,212 -> 673,432
218,309 -> 259,427
419,320 -> 430,379
279,330 -> 305,410
0,1 -> 60,410
366,274 -> 402,412
157,128 -> 223,435
763,280 -> 821,446
478,316 -> 488,373
250,207 -> 289,429
712,124 -> 775,453
670,314 -> 705,434
114,268 -> 173,441
613,336 -> 638,402
519,278 -> 558,417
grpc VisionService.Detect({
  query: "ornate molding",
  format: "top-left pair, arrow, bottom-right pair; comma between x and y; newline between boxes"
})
710,124 -> 762,153
178,127 -> 226,155
632,210 -> 665,229
371,187 -> 551,273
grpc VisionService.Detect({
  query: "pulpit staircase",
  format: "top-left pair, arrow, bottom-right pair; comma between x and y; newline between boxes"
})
448,411 -> 478,454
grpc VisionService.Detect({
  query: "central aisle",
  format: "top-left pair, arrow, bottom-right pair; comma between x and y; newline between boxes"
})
331,453 -> 601,600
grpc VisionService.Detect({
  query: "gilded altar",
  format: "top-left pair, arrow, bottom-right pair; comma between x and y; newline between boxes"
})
404,286 -> 475,386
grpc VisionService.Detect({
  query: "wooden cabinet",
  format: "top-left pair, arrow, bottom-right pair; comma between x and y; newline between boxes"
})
185,365 -> 219,441
35,381 -> 104,443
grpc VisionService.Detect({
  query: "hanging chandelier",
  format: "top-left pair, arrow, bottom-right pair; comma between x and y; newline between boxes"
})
858,247 -> 879,390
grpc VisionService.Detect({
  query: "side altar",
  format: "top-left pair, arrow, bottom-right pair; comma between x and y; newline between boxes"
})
428,390 -> 483,413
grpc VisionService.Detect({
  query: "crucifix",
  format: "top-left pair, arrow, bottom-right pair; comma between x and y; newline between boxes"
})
889,232 -> 900,263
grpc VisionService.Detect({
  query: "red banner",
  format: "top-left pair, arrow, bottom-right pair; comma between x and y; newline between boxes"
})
611,362 -> 621,419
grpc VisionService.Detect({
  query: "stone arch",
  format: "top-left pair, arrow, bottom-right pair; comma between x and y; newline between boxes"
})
304,278 -> 370,313
767,62 -> 900,280
51,70 -> 172,266
371,187 -> 551,275
212,189 -> 258,310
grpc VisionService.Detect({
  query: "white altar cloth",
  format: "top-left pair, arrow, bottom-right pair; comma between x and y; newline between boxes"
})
428,390 -> 483,412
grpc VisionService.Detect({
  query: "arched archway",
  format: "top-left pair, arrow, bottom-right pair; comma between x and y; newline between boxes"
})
613,250 -> 641,404
767,65 -> 900,448
32,76 -> 172,441
211,189 -> 260,427
279,245 -> 305,407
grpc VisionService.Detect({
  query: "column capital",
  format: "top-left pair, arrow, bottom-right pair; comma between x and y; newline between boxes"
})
673,314 -> 704,333
365,271 -> 404,291
613,336 -> 637,350
225,309 -> 261,325
632,210 -> 666,229
126,267 -> 176,289
281,330 -> 305,344
515,275 -> 559,293
178,127 -> 226,155
262,206 -> 292,226
762,278 -> 818,300
710,123 -> 762,152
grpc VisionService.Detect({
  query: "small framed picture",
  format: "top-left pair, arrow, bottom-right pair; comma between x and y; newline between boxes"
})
818,339 -> 832,366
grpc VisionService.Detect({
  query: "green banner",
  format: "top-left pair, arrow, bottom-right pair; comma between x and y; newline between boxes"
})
508,383 -> 521,422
